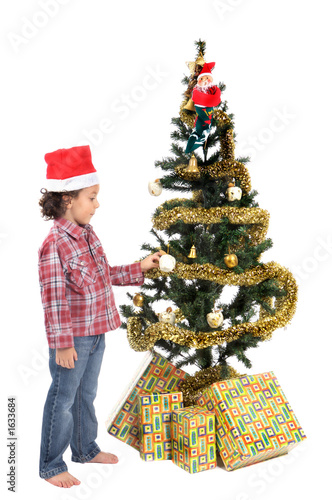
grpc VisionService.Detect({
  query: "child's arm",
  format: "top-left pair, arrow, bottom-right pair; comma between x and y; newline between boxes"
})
109,252 -> 161,286
56,347 -> 78,369
39,240 -> 74,349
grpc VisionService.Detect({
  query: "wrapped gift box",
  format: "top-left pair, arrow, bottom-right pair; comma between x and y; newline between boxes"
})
106,351 -> 188,450
197,372 -> 306,471
172,406 -> 216,474
138,392 -> 183,461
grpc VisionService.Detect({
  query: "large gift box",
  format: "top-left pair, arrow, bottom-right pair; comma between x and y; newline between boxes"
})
172,406 -> 216,474
197,372 -> 306,471
106,351 -> 188,450
138,392 -> 183,461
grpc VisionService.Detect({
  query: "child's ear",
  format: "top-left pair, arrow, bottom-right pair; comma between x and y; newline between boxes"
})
62,194 -> 73,209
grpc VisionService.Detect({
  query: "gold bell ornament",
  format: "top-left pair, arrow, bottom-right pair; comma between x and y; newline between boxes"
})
133,293 -> 144,307
185,153 -> 200,173
188,245 -> 197,259
183,98 -> 196,112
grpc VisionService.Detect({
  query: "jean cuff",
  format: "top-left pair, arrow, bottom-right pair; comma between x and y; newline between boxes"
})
71,445 -> 101,464
40,464 -> 68,479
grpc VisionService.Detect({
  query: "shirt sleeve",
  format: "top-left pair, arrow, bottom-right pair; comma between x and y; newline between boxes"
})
39,241 -> 74,349
109,262 -> 144,286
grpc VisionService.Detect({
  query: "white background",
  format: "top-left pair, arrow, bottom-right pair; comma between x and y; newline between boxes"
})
1,0 -> 331,499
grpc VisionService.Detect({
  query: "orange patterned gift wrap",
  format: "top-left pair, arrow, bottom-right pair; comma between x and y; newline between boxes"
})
106,352 -> 188,450
138,392 -> 183,461
172,406 -> 217,474
106,351 -> 188,450
197,372 -> 306,471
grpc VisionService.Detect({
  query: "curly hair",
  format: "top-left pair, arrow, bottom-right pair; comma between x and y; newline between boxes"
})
39,189 -> 81,220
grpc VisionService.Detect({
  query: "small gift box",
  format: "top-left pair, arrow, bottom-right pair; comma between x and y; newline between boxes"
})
138,392 -> 183,461
172,406 -> 216,474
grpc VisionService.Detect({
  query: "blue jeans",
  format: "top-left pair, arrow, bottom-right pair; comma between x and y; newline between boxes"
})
39,334 -> 105,479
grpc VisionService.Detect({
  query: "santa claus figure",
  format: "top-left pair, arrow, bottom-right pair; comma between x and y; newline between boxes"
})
185,62 -> 221,154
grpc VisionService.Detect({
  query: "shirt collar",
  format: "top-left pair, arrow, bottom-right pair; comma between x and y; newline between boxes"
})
54,218 -> 92,240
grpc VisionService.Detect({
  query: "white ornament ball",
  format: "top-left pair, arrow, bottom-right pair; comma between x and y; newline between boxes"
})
148,179 -> 162,196
159,254 -> 176,272
207,310 -> 224,328
226,185 -> 242,202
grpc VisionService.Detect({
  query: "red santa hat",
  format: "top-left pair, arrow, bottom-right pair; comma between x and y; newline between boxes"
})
198,62 -> 215,80
44,145 -> 99,192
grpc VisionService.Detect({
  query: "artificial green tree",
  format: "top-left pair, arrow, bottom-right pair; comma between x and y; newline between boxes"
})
120,40 -> 297,404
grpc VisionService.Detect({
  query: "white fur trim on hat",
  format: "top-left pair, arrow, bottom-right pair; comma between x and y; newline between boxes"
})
198,73 -> 213,79
45,172 -> 100,192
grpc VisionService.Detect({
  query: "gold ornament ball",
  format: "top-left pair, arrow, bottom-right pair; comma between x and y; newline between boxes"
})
133,293 -> 144,307
224,253 -> 238,268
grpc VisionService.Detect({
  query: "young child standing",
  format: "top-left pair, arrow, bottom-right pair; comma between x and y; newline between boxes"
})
38,145 -> 161,488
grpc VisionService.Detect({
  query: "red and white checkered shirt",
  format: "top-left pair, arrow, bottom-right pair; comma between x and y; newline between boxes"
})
38,218 -> 144,349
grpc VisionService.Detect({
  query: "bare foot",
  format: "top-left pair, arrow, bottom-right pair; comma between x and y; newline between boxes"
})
88,451 -> 119,464
45,471 -> 81,488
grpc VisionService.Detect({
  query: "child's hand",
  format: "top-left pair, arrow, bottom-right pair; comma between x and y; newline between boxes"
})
140,252 -> 162,273
56,347 -> 78,369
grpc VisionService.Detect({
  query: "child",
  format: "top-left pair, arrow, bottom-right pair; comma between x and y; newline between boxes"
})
38,145 -> 161,488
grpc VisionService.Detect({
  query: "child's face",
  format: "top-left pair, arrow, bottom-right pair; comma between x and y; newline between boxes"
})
64,185 -> 100,225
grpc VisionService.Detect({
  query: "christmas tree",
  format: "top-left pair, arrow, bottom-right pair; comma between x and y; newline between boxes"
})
120,40 -> 297,405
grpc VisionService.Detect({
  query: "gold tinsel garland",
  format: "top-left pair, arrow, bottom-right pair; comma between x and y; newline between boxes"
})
127,261 -> 298,352
179,365 -> 242,406
152,206 -> 270,245
219,128 -> 235,160
213,108 -> 232,126
179,99 -> 196,128
201,160 -> 252,193
175,160 -> 251,193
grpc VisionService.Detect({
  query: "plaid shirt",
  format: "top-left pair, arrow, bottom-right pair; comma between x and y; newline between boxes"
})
38,218 -> 144,349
